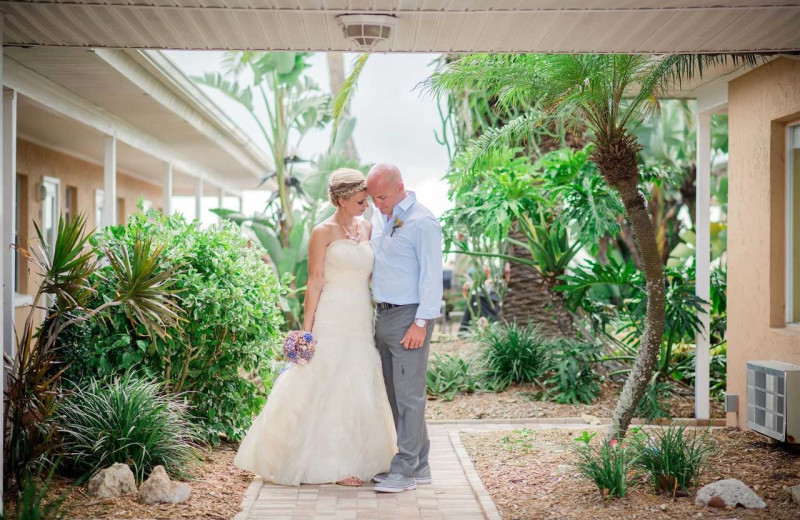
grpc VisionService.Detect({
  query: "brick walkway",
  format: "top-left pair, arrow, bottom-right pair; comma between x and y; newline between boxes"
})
234,418 -> 724,520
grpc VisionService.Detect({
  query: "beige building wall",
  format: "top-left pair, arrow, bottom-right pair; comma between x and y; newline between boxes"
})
13,139 -> 163,333
727,57 -> 800,429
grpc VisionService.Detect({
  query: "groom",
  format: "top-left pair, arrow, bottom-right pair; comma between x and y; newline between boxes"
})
367,163 -> 443,493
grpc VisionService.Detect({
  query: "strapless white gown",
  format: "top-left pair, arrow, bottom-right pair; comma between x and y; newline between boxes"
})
234,239 -> 397,485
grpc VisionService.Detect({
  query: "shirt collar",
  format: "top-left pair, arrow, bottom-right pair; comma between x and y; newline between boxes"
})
389,191 -> 416,220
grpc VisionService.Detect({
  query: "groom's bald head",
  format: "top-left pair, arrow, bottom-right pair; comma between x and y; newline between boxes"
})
367,163 -> 407,216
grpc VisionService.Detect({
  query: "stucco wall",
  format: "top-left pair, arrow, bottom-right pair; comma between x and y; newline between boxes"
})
13,139 -> 163,331
727,57 -> 800,429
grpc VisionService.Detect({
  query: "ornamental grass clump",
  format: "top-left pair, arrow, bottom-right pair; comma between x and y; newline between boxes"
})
480,321 -> 551,388
57,373 -> 201,482
630,424 -> 715,495
573,431 -> 638,499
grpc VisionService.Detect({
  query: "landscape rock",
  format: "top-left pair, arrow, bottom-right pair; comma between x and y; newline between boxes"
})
581,414 -> 601,426
87,463 -> 137,499
695,479 -> 766,509
138,465 -> 192,504
784,484 -> 800,505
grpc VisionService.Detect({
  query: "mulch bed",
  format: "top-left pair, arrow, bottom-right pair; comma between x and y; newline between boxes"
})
426,338 -> 724,421
41,443 -> 251,520
461,427 -> 800,520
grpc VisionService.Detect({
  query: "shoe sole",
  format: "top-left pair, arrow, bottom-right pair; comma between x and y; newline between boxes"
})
373,476 -> 432,485
374,483 -> 417,493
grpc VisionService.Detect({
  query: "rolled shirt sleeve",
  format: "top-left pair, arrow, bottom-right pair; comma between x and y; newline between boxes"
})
415,216 -> 444,320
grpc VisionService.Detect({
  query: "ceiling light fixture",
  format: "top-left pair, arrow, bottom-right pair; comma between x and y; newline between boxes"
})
337,14 -> 397,49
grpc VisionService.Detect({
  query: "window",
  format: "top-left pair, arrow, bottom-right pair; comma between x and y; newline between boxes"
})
95,189 -> 104,228
41,176 -> 60,248
64,186 -> 77,222
787,124 -> 800,324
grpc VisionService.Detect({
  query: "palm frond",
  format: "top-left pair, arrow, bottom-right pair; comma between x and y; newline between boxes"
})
329,53 -> 369,150
460,112 -> 544,171
191,72 -> 253,111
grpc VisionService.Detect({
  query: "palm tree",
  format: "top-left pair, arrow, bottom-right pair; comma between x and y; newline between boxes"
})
426,54 -> 757,440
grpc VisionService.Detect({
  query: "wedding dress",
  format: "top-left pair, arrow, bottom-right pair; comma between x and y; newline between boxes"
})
234,239 -> 397,485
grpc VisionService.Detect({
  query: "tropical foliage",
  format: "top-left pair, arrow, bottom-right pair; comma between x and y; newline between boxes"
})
426,53 -> 756,438
59,209 -> 284,443
4,214 -> 182,492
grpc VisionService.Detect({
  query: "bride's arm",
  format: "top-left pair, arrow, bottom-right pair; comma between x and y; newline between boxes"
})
302,228 -> 327,332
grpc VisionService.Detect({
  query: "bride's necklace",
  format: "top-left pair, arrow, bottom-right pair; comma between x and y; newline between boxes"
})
335,214 -> 361,243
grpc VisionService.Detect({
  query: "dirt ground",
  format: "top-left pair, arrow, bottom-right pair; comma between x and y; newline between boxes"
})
41,443 -> 251,520
461,427 -> 800,520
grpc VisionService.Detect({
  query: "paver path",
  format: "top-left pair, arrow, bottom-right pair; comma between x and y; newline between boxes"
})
235,418 -> 722,520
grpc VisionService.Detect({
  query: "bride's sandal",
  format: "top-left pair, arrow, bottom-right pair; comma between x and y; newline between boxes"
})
336,476 -> 364,487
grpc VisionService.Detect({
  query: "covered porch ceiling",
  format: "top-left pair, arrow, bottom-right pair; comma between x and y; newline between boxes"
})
1,1 -> 799,54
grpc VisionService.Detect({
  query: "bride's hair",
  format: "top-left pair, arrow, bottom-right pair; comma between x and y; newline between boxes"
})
328,168 -> 367,207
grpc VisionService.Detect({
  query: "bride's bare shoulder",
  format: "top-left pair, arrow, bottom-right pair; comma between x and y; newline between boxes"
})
361,219 -> 373,238
310,220 -> 337,244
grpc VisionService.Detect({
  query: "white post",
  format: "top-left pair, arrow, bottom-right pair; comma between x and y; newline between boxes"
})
238,196 -> 243,213
695,109 -> 712,420
103,136 -> 117,228
218,188 -> 225,222
195,178 -> 203,223
163,163 -> 173,216
0,11 -> 6,511
2,89 -> 17,361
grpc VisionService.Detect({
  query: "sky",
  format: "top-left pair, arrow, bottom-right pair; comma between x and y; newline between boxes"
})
163,51 -> 452,222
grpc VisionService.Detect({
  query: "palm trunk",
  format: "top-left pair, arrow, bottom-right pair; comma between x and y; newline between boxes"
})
593,136 -> 666,440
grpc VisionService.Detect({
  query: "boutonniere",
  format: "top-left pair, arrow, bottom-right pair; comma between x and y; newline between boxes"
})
390,218 -> 404,237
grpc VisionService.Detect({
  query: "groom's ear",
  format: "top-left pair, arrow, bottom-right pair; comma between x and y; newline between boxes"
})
398,182 -> 405,192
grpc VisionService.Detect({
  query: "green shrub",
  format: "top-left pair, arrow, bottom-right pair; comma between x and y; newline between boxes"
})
546,339 -> 601,404
57,373 -> 200,482
60,209 -> 285,442
630,424 -> 715,494
427,354 -> 485,401
573,431 -> 637,498
480,322 -> 551,387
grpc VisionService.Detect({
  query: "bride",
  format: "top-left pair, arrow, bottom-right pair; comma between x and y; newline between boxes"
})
234,168 -> 397,487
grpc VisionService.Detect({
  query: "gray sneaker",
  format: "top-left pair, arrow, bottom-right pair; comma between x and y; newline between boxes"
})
373,467 -> 431,485
373,473 -> 416,493
414,465 -> 432,485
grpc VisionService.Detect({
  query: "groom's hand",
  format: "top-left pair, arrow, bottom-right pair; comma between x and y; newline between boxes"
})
401,322 -> 427,350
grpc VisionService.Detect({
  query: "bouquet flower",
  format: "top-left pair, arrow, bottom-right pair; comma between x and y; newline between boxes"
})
282,330 -> 316,365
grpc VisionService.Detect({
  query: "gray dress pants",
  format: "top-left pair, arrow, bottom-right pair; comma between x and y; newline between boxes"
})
374,304 -> 434,478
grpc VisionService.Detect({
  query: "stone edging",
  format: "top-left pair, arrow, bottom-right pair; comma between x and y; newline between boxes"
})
233,477 -> 263,520
449,431 -> 503,520
431,417 -> 726,427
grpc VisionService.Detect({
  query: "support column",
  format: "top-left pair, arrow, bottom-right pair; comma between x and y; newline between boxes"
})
218,188 -> 225,223
103,136 -> 117,228
195,178 -> 203,223
695,109 -> 712,420
1,11 -> 7,511
163,163 -> 173,216
2,89 -> 17,361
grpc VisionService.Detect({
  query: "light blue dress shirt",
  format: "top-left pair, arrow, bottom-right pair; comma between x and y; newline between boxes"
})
370,191 -> 443,320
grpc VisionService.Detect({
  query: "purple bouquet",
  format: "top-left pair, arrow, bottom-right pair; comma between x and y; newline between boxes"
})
282,330 -> 316,365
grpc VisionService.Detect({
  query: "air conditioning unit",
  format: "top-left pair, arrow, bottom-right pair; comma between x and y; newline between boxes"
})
746,361 -> 800,443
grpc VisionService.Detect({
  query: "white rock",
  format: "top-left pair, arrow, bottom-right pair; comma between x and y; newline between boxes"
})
138,465 -> 192,504
784,484 -> 800,505
87,463 -> 137,499
695,479 -> 766,509
581,414 -> 601,426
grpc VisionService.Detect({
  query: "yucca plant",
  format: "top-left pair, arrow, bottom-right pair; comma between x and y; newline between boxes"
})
573,430 -> 638,499
4,215 -> 183,492
630,424 -> 715,495
57,373 -> 200,482
426,53 -> 760,440
480,321 -> 552,387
